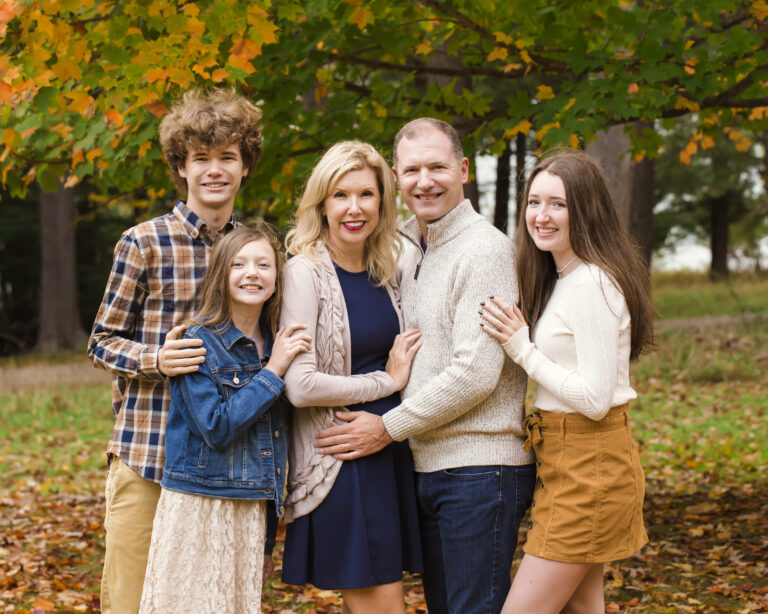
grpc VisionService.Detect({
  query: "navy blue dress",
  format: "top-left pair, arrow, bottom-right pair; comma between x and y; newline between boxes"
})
281,265 -> 423,589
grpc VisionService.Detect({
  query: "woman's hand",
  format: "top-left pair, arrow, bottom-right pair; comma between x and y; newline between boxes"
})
264,323 -> 312,378
479,297 -> 527,344
385,328 -> 423,390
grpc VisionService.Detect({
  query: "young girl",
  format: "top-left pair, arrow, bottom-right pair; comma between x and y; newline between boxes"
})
480,150 -> 655,613
139,223 -> 311,613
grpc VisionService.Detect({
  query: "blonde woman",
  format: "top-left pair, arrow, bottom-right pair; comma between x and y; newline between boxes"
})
280,141 -> 423,614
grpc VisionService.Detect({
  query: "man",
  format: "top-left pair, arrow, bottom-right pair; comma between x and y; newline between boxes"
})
316,118 -> 536,614
87,88 -> 263,614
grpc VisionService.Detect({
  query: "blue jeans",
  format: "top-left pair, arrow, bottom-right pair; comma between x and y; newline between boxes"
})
416,464 -> 536,614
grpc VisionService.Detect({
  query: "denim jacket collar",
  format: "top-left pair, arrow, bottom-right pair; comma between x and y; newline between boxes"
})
212,319 -> 273,357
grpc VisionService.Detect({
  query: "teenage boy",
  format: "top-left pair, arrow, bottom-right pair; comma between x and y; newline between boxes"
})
87,88 -> 263,614
316,118 -> 536,614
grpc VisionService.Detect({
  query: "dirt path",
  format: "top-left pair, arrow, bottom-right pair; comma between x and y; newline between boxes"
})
0,313 -> 765,393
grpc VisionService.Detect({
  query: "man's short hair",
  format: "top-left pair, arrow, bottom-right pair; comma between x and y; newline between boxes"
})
159,88 -> 263,194
392,117 -> 464,167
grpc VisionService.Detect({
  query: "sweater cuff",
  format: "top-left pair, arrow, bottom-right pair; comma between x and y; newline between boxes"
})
501,326 -> 531,363
382,405 -> 410,442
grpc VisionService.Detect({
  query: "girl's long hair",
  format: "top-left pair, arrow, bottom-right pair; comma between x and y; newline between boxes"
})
516,149 -> 654,359
193,222 -> 285,336
285,140 -> 401,285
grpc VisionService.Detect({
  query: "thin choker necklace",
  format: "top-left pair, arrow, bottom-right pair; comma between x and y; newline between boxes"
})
556,254 -> 579,274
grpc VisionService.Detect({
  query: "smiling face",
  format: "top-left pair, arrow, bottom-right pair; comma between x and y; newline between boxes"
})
178,143 -> 249,217
228,238 -> 277,318
322,166 -> 381,265
525,170 -> 576,267
393,127 -> 469,238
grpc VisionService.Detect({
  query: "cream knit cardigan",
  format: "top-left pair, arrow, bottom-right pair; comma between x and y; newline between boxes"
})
383,200 -> 534,472
279,243 -> 401,522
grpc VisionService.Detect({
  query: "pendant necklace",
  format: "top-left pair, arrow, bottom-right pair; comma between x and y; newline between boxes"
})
556,254 -> 579,274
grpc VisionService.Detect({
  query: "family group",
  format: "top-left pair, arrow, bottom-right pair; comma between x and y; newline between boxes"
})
88,87 -> 654,614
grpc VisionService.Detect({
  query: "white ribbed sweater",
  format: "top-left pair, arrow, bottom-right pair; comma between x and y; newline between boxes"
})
502,262 -> 637,421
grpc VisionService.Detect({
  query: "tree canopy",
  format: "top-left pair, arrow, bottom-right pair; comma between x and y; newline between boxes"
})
2,0 -> 768,218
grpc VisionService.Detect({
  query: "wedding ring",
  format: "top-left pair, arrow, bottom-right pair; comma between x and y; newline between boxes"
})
344,442 -> 350,451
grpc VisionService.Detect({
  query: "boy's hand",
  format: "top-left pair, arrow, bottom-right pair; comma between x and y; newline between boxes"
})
263,323 -> 311,378
158,324 -> 206,376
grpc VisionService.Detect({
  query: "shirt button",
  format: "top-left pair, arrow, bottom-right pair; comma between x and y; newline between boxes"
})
274,431 -> 280,438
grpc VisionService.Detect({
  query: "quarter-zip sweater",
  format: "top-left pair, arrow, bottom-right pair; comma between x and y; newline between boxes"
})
383,200 -> 534,472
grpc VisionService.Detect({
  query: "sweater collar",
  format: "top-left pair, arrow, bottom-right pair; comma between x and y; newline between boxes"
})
399,199 -> 484,249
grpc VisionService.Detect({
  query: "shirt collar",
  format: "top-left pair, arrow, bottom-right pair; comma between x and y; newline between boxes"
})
172,200 -> 236,241
399,199 -> 482,249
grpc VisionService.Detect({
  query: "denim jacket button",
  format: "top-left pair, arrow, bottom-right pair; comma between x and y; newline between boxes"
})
233,374 -> 240,384
276,468 -> 281,475
274,431 -> 280,438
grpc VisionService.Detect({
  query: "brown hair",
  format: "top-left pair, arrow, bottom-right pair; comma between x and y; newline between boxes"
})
193,222 -> 285,337
392,117 -> 464,167
516,149 -> 654,359
285,140 -> 401,286
159,88 -> 263,195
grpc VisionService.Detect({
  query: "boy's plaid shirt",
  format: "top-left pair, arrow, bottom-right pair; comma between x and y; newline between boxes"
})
88,201 -> 235,482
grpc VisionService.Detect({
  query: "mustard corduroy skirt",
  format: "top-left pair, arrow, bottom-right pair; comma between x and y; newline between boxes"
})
522,405 -> 648,563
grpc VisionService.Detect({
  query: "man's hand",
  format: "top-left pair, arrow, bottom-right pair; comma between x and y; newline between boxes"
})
315,411 -> 394,460
158,324 -> 206,377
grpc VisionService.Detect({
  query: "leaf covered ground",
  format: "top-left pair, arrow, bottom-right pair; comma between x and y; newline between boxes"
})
1,319 -> 766,613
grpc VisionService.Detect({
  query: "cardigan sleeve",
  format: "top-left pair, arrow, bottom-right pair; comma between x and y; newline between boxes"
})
501,272 -> 624,420
280,257 -> 398,407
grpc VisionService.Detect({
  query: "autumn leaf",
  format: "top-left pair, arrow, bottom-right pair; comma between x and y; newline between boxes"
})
536,85 -> 555,99
505,120 -> 531,138
144,67 -> 170,83
487,47 -> 508,62
349,7 -> 374,30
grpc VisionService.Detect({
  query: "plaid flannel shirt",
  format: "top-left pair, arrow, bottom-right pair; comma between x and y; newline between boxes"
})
88,201 -> 236,482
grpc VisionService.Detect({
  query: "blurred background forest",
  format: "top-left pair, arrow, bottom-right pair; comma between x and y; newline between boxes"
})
1,0 -> 768,355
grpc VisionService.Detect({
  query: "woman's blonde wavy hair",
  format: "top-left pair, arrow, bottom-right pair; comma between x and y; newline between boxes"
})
285,141 -> 401,286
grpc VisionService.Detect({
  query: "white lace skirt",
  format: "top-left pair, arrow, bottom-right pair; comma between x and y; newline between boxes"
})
139,488 -> 267,614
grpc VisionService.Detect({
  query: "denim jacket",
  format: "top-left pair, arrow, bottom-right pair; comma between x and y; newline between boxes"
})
163,320 -> 288,550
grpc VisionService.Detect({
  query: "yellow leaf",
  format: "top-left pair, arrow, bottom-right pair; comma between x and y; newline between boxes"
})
71,149 -> 84,166
98,159 -> 110,170
487,47 -> 508,62
30,598 -> 55,611
563,97 -> 576,111
1,128 -> 19,147
107,109 -> 124,127
183,3 -> 200,17
750,0 -> 768,20
700,136 -> 715,150
536,121 -> 560,140
748,106 -> 767,120
520,49 -> 532,64
68,91 -> 94,114
569,134 -> 580,149
349,7 -> 374,30
86,148 -> 102,162
679,149 -> 692,165
502,63 -> 521,73
734,136 -> 752,152
627,82 -> 639,94
415,42 -> 432,56
674,96 -> 699,112
64,174 -> 81,188
634,151 -> 646,163
187,17 -> 205,38
371,100 -> 387,118
281,158 -> 298,176
144,67 -> 169,83
211,68 -> 229,82
536,85 -> 555,100
314,83 -> 327,103
504,120 -> 531,138
138,141 -> 152,159
53,58 -> 81,81
494,31 -> 513,45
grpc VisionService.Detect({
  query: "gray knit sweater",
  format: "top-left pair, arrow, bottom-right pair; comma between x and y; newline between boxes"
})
382,200 -> 534,472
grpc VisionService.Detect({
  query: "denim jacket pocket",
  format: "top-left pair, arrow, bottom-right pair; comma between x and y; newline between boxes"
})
218,368 -> 253,400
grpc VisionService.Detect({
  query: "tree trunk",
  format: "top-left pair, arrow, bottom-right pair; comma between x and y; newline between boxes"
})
36,179 -> 85,351
709,194 -> 730,279
515,132 -> 526,225
585,125 -> 632,226
629,155 -> 655,265
585,123 -> 656,263
494,140 -> 511,233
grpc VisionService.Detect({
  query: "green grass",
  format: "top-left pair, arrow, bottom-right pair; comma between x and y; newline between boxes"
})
0,386 -> 113,494
652,271 -> 768,320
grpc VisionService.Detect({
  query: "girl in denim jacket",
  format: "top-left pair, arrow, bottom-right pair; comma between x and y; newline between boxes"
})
140,223 -> 311,614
